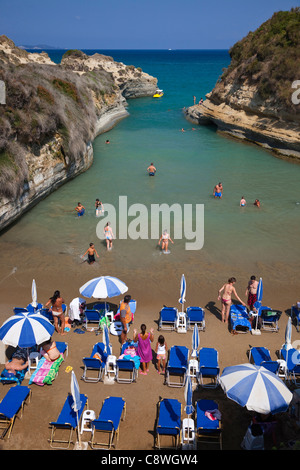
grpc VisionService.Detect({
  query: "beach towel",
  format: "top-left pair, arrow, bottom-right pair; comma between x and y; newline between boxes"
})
29,354 -> 64,386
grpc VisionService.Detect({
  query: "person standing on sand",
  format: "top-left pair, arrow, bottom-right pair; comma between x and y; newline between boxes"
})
120,295 -> 132,345
213,182 -> 223,199
218,277 -> 246,324
133,324 -> 154,375
245,275 -> 259,311
45,290 -> 66,335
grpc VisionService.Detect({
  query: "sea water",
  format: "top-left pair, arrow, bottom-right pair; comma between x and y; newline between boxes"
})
2,50 -> 300,279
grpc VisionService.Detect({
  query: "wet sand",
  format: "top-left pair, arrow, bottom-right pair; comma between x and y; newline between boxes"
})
0,239 -> 299,451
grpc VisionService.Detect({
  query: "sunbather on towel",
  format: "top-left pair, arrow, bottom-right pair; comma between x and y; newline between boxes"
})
5,357 -> 28,375
40,339 -> 61,362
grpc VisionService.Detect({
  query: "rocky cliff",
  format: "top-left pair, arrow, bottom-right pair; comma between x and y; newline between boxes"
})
184,9 -> 300,160
0,36 -> 157,232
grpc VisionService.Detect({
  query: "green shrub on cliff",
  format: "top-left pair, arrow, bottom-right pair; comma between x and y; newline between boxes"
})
0,61 -> 116,199
223,8 -> 300,112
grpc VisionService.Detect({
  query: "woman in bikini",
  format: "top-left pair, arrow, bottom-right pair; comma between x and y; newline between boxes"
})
40,339 -> 61,362
45,290 -> 66,335
104,222 -> 114,251
158,230 -> 174,253
218,277 -> 246,323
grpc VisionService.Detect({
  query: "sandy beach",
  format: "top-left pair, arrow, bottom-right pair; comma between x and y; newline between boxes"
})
0,239 -> 299,452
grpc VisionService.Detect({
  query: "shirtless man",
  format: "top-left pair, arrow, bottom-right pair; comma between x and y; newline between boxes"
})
40,339 -> 61,362
147,163 -> 157,176
45,290 -> 66,335
245,275 -> 259,311
82,243 -> 99,264
218,277 -> 246,323
158,230 -> 174,253
5,357 -> 28,375
214,182 -> 223,199
75,202 -> 85,217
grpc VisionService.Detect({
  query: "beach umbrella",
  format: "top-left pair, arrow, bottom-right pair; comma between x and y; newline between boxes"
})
0,311 -> 54,349
284,316 -> 292,351
79,276 -> 128,299
184,374 -> 194,416
191,324 -> 199,357
251,277 -> 263,335
178,274 -> 186,312
102,324 -> 112,356
31,279 -> 37,308
219,363 -> 293,415
70,370 -> 82,448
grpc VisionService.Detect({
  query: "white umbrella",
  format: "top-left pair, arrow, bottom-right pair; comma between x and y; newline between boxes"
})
79,276 -> 128,299
191,323 -> 199,358
178,274 -> 186,313
71,370 -> 82,448
284,316 -> 292,351
31,279 -> 37,308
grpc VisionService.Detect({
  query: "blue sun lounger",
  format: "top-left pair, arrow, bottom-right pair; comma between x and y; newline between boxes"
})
90,396 -> 126,449
49,393 -> 88,449
83,309 -> 104,331
186,306 -> 205,331
249,347 -> 279,374
116,358 -> 138,384
196,399 -> 222,449
280,348 -> 300,386
198,347 -> 220,388
230,304 -> 252,333
0,385 -> 32,439
259,307 -> 282,332
155,398 -> 182,449
158,307 -> 178,331
82,342 -> 107,383
165,345 -> 189,387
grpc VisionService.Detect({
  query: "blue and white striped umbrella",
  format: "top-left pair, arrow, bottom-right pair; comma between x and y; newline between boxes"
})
102,324 -> 112,356
79,276 -> 128,299
0,311 -> 54,348
184,374 -> 194,416
191,323 -> 199,357
257,277 -> 263,303
31,279 -> 37,308
284,316 -> 292,350
219,363 -> 293,415
178,274 -> 186,312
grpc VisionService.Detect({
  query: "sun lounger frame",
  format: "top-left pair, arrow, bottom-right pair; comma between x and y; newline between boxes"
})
0,385 -> 32,439
158,307 -> 178,331
90,396 -> 126,449
155,398 -> 182,450
186,306 -> 206,331
49,393 -> 88,449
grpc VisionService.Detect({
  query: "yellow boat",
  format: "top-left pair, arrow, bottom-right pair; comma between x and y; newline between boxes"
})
153,89 -> 164,98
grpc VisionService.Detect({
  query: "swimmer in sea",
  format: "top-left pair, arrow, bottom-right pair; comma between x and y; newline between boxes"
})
104,222 -> 114,251
254,199 -> 260,208
158,230 -> 174,253
75,202 -> 85,217
95,199 -> 104,217
213,182 -> 223,199
240,196 -> 246,207
218,277 -> 246,324
147,163 -> 157,176
82,243 -> 99,264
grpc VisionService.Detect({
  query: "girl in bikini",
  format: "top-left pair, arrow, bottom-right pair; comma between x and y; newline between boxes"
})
40,339 -> 61,362
45,290 -> 66,335
218,277 -> 246,323
104,222 -> 114,251
158,230 -> 174,253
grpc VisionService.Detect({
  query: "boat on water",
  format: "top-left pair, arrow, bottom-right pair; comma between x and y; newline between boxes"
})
153,89 -> 164,98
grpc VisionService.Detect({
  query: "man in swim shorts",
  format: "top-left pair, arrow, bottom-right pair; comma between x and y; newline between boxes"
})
245,275 -> 259,310
75,202 -> 85,216
213,182 -> 223,199
82,243 -> 99,264
147,163 -> 157,176
218,277 -> 246,323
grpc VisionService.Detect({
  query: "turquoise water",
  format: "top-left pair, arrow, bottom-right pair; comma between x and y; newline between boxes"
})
3,50 -> 300,274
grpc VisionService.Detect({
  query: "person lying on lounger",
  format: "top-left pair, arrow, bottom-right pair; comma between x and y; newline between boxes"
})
5,357 -> 28,375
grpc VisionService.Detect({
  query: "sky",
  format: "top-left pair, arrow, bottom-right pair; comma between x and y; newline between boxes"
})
0,0 -> 298,49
